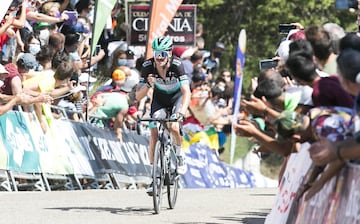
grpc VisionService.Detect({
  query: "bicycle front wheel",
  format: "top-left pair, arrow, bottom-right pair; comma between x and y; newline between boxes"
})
153,141 -> 164,214
167,146 -> 179,209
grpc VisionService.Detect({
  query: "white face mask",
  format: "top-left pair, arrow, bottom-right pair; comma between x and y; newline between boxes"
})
38,29 -> 50,45
87,8 -> 94,24
28,43 -> 41,55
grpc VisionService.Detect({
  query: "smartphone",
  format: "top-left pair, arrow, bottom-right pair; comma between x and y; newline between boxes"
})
278,24 -> 297,34
335,0 -> 358,9
63,10 -> 78,26
259,59 -> 278,70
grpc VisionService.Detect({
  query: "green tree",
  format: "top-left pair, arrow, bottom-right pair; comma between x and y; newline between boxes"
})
184,0 -> 358,93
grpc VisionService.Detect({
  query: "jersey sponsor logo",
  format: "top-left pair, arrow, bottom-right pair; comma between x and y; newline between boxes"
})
179,75 -> 188,81
154,76 -> 180,93
172,58 -> 182,66
142,60 -> 152,67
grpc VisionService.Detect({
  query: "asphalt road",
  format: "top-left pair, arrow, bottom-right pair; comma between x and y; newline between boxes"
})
0,188 -> 277,224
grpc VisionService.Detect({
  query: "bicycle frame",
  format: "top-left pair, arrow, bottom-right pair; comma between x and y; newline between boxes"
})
139,116 -> 180,214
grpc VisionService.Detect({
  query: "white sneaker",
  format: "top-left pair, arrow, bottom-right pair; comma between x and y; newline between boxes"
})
177,155 -> 187,175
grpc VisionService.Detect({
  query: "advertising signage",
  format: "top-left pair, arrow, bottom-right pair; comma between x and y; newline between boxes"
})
129,4 -> 196,46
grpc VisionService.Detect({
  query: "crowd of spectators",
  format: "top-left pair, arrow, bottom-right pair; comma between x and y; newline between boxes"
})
0,0 -> 234,153
234,15 -> 360,202
3,1 -> 360,203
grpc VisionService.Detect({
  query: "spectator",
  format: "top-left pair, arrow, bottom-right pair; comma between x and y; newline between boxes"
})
23,34 -> 41,56
285,52 -> 353,108
96,67 -> 127,93
34,46 -> 55,75
48,32 -> 65,53
202,41 -> 225,77
305,25 -> 338,75
2,53 -> 38,97
182,50 -> 203,82
322,22 -> 345,54
309,48 -> 360,165
23,61 -> 77,132
88,91 -> 129,142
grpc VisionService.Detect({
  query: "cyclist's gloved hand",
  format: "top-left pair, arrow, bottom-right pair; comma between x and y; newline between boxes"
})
171,113 -> 185,122
169,113 -> 178,121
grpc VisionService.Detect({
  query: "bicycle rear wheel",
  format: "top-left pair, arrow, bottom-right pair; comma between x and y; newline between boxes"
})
167,146 -> 179,209
152,141 -> 164,214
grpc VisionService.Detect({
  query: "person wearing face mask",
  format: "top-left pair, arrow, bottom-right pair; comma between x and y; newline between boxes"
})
64,33 -> 82,68
202,41 -> 225,77
24,34 -> 41,55
110,49 -> 128,72
181,50 -> 204,84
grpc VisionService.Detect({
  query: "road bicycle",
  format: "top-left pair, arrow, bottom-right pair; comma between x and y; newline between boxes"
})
138,114 -> 180,214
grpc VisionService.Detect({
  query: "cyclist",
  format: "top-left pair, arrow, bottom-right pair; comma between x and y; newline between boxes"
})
135,36 -> 191,195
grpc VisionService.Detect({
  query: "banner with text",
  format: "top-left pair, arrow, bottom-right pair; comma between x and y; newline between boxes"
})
0,112 -> 41,173
129,4 -> 196,47
75,122 -> 151,178
182,143 -> 255,188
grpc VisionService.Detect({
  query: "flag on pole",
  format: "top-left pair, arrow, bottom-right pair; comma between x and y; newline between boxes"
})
230,29 -> 246,164
145,0 -> 183,59
91,0 -> 117,55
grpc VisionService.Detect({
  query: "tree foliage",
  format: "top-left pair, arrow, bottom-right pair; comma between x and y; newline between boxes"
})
184,0 -> 358,93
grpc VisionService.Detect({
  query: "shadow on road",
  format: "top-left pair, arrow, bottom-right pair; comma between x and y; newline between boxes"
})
213,209 -> 270,224
46,206 -> 154,216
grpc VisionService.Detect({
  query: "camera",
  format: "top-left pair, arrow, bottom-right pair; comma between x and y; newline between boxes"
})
335,0 -> 358,9
278,24 -> 297,34
259,59 -> 278,70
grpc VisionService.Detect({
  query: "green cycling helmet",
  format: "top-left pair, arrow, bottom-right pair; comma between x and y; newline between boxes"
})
152,36 -> 173,51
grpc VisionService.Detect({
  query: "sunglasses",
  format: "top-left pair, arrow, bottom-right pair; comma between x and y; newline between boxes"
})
126,49 -> 134,56
153,50 -> 169,58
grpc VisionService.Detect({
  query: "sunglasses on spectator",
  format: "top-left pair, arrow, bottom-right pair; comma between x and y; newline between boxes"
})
126,49 -> 134,56
153,50 -> 169,58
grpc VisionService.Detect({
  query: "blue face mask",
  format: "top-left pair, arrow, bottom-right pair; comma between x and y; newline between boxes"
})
126,59 -> 135,68
118,59 -> 127,66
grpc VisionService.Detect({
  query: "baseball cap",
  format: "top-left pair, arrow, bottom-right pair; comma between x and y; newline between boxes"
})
79,73 -> 97,83
0,64 -> 9,74
16,53 -> 38,69
112,69 -> 126,81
